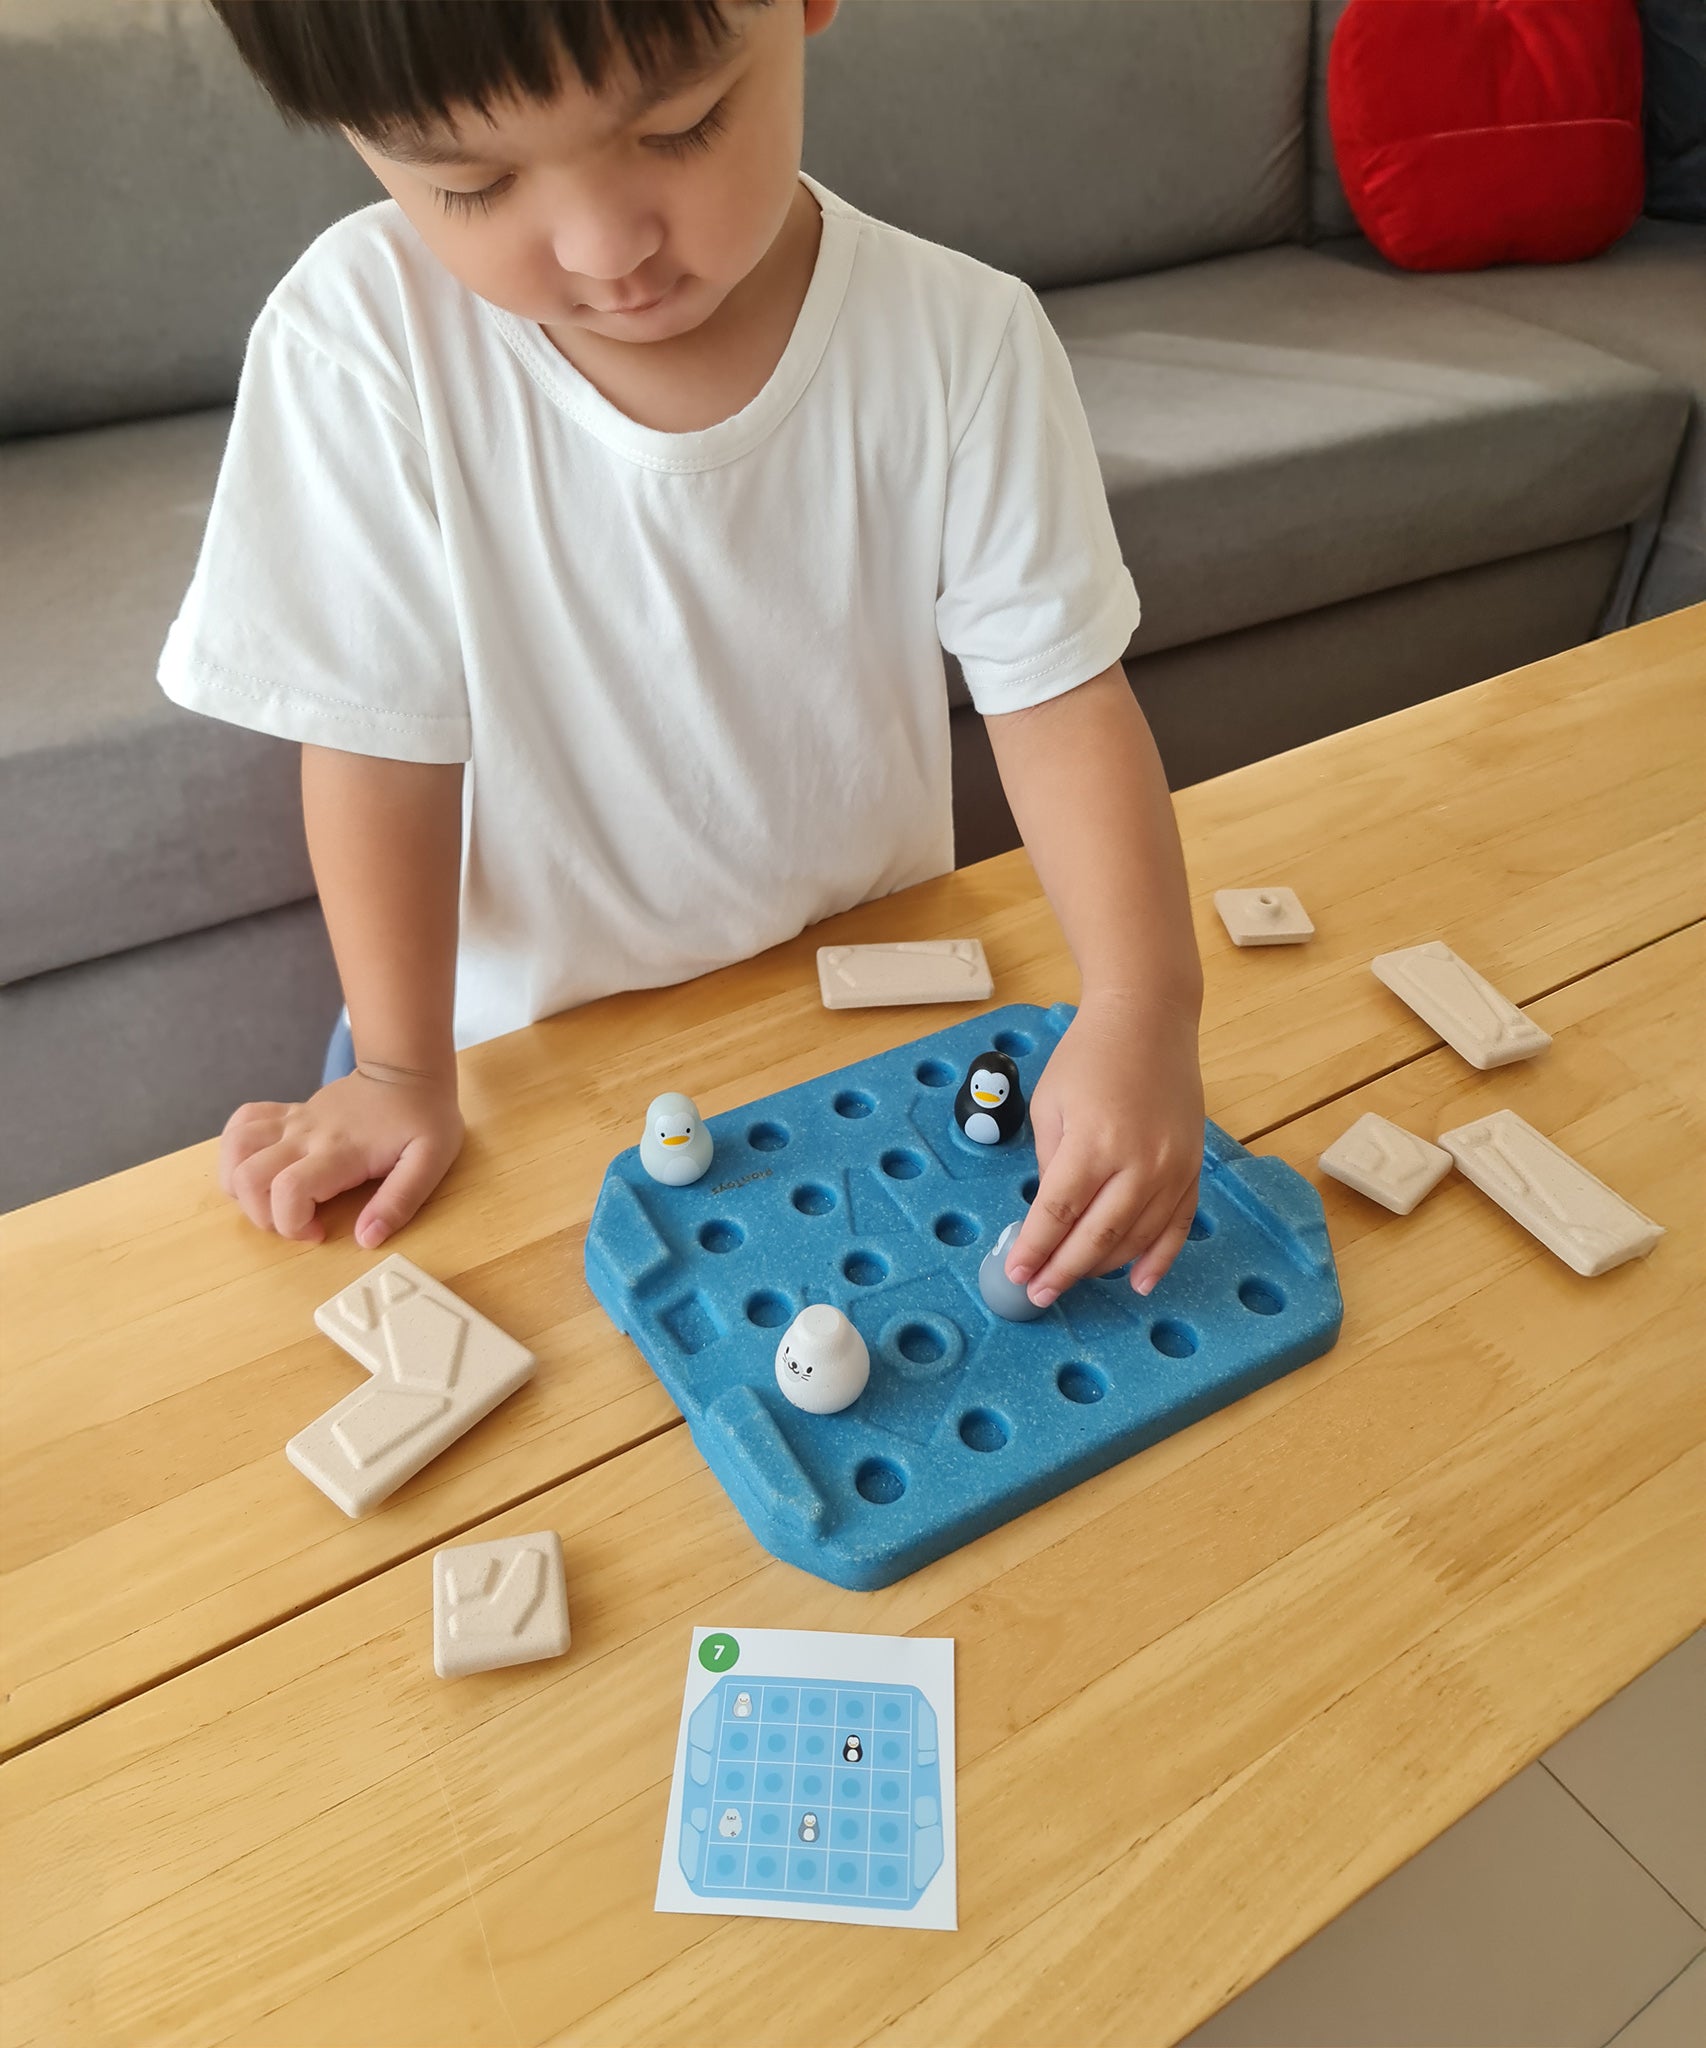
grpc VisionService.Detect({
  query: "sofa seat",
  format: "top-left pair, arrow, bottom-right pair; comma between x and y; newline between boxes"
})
1041,243 -> 1691,655
1323,220 -> 1706,623
0,409 -> 314,988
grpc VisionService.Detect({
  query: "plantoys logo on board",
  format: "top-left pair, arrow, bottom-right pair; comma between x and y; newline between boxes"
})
708,1167 -> 775,1195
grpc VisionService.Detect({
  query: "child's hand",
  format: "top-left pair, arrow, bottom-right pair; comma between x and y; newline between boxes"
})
1001,993 -> 1204,1307
219,1068 -> 465,1250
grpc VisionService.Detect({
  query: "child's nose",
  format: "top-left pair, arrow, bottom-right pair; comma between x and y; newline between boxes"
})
547,197 -> 664,295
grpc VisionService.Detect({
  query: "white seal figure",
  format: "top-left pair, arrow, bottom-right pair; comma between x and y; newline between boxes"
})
774,1304 -> 870,1415
717,1808 -> 742,1838
638,1091 -> 714,1186
731,1691 -> 753,1718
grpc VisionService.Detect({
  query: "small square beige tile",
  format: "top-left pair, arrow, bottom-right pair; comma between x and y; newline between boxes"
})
1180,1764 -> 1703,2047
1609,1954 -> 1706,2048
1544,1630 -> 1706,1921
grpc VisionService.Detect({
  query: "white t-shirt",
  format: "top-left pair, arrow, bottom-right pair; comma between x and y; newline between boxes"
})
160,174 -> 1140,1049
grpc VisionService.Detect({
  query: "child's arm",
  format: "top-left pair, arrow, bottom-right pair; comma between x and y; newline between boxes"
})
219,746 -> 466,1248
983,662 -> 1205,1304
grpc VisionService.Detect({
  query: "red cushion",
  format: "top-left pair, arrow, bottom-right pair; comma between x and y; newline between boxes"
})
1328,0 -> 1646,270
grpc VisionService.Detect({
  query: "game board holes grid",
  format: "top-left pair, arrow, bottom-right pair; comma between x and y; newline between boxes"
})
1056,1361 -> 1107,1405
958,1407 -> 1010,1453
992,1029 -> 1034,1058
1239,1277 -> 1286,1316
833,1089 -> 876,1119
744,1289 -> 792,1328
791,1182 -> 836,1216
842,1249 -> 889,1287
1188,1210 -> 1216,1240
1150,1318 -> 1199,1359
1020,1175 -> 1040,1203
879,1148 -> 925,1180
697,1219 -> 744,1254
915,1058 -> 955,1088
748,1120 -> 789,1151
855,1457 -> 907,1505
934,1211 -> 979,1246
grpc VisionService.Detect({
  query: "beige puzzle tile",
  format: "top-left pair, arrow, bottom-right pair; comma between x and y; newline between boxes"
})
287,1256 -> 536,1517
433,1530 -> 570,1680
1438,1110 -> 1666,1278
816,938 -> 992,1009
1372,940 -> 1551,1069
1609,1954 -> 1706,2048
1319,1113 -> 1453,1216
1213,887 -> 1315,946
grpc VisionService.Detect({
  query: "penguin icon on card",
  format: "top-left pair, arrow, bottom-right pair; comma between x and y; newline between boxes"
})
798,1812 -> 820,1843
954,1050 -> 1025,1146
731,1691 -> 753,1719
842,1734 -> 863,1762
639,1091 -> 714,1186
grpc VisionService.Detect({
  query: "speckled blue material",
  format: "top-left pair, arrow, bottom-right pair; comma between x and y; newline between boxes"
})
585,1002 -> 1342,1589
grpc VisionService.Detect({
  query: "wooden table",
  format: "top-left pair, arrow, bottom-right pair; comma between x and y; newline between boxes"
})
3,606 -> 1702,2047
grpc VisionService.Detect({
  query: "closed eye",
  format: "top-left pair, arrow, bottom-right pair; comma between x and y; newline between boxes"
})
434,173 -> 516,217
645,96 -> 730,159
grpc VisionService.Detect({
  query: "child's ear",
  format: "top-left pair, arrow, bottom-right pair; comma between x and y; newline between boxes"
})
802,0 -> 839,40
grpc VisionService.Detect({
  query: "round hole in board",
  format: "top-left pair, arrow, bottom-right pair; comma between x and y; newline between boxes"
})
832,1089 -> 875,1119
1150,1318 -> 1198,1359
855,1457 -> 907,1505
1056,1361 -> 1107,1405
958,1407 -> 1010,1454
1239,1277 -> 1286,1316
915,1058 -> 955,1088
1188,1210 -> 1215,1240
697,1219 -> 743,1254
879,1148 -> 925,1180
992,1029 -> 1033,1058
747,1120 -> 789,1152
744,1289 -> 791,1328
791,1182 -> 836,1216
842,1249 -> 889,1287
1020,1175 -> 1041,1204
933,1211 -> 979,1246
896,1322 -> 946,1365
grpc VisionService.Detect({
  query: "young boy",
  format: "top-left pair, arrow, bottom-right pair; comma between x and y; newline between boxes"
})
163,0 -> 1205,1312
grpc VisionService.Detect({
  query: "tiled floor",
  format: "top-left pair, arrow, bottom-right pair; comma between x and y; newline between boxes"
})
1181,1631 -> 1706,2048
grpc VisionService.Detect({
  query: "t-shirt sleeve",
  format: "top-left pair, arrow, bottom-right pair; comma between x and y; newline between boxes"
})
936,283 -> 1141,716
157,304 -> 471,763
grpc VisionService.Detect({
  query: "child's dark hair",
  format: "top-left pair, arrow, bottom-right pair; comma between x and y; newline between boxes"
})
209,0 -> 754,141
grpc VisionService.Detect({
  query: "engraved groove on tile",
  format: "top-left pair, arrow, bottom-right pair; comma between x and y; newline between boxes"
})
433,1529 -> 570,1680
1438,1110 -> 1666,1278
1319,1113 -> 1453,1216
1372,941 -> 1551,1069
816,938 -> 993,1009
288,1255 -> 537,1517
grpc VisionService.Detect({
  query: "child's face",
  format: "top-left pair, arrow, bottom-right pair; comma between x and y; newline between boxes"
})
350,0 -> 835,347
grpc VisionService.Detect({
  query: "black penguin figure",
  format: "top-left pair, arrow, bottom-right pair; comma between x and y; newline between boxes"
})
953,1050 -> 1025,1146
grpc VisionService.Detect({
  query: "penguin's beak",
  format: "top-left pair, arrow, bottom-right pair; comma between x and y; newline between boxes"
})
973,1089 -> 998,1105
661,1133 -> 688,1145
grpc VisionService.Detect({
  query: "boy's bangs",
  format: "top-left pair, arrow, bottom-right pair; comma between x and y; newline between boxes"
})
210,0 -> 746,137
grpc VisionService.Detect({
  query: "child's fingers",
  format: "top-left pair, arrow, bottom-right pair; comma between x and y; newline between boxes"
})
219,1102 -> 287,1197
268,1148 -> 366,1243
229,1137 -> 303,1235
1002,1141 -> 1107,1289
355,1135 -> 454,1250
1128,1183 -> 1200,1297
1017,1166 -> 1150,1306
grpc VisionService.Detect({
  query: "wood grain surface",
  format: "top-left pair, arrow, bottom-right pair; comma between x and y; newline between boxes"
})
3,900 -> 1700,2048
4,608 -> 1701,1761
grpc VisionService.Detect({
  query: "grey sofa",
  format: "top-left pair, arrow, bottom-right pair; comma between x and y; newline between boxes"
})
3,0 -> 1701,1212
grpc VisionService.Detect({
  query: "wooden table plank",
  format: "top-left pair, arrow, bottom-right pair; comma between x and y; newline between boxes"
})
2,607 -> 1701,1756
5,926 -> 1699,2048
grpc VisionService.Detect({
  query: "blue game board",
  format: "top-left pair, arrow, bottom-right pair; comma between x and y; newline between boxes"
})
585,1002 -> 1343,1589
677,1675 -> 943,1910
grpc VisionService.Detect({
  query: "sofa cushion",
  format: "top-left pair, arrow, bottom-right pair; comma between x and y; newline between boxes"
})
1325,219 -> 1706,619
0,410 -> 315,987
805,0 -> 1310,289
1041,243 -> 1689,654
0,0 -> 378,435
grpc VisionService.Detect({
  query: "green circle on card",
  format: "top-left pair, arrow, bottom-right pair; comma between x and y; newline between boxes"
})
698,1632 -> 740,1672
